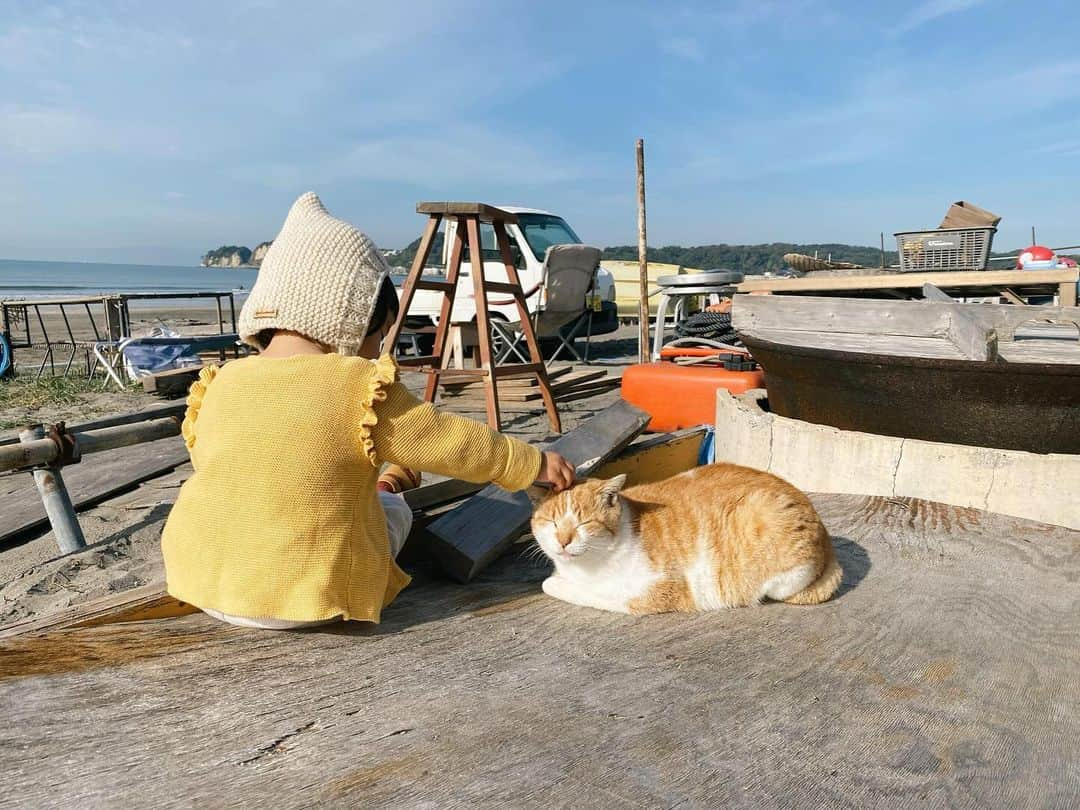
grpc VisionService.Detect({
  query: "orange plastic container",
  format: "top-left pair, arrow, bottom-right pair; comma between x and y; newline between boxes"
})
621,361 -> 766,432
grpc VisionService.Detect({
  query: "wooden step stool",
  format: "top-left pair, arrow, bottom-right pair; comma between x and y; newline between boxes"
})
386,202 -> 561,433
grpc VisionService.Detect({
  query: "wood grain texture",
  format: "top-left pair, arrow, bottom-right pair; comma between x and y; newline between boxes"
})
736,267 -> 1078,294
0,495 -> 1077,807
0,436 -> 191,545
415,202 -> 518,222
0,584 -> 194,639
424,400 -> 649,582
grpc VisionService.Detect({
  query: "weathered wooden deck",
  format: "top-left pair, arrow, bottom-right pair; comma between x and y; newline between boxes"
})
2,494 -> 1077,808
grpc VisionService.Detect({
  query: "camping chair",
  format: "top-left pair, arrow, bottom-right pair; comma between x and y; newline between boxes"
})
491,244 -> 602,366
93,331 -> 246,390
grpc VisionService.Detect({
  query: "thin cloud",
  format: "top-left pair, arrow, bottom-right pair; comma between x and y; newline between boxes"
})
894,0 -> 989,34
660,37 -> 705,62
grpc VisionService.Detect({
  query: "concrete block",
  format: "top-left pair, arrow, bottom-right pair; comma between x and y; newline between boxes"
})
714,390 -> 772,471
770,415 -> 903,496
715,389 -> 1080,530
984,450 -> 1080,529
893,440 -> 998,511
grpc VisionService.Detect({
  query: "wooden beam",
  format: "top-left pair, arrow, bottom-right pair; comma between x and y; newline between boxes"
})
736,268 -> 1078,295
593,428 -> 706,486
921,283 -> 953,302
733,294 -> 956,340
921,284 -> 998,361
0,583 -> 195,639
415,202 -> 517,222
945,310 -> 998,361
423,400 -> 650,582
999,288 -> 1026,306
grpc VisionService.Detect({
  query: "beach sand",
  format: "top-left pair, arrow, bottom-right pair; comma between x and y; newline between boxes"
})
0,316 -> 642,627
1,302 -> 238,438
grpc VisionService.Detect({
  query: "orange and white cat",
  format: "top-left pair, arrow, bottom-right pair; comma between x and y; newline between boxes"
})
530,463 -> 842,615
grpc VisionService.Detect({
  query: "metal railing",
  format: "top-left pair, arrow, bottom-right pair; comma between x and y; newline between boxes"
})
0,291 -> 238,379
1,415 -> 183,552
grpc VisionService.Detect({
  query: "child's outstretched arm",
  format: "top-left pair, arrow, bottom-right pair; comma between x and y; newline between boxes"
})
370,383 -> 570,492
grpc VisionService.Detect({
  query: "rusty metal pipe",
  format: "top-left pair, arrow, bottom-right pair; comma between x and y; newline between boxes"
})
19,425 -> 86,553
0,417 -> 182,475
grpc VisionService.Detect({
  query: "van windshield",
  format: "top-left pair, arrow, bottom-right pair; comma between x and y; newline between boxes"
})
517,214 -> 582,261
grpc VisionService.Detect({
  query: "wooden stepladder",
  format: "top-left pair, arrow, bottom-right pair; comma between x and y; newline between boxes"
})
387,202 -> 562,433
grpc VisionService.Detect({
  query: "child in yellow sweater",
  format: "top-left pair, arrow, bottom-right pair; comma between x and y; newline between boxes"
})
161,193 -> 573,630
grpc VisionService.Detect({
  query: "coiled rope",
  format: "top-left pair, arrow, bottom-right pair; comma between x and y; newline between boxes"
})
673,311 -> 741,346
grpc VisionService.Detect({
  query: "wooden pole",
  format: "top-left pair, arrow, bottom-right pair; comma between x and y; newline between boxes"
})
880,232 -> 886,269
636,139 -> 649,364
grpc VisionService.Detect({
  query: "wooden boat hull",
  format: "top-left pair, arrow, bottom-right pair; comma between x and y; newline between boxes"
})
741,335 -> 1080,454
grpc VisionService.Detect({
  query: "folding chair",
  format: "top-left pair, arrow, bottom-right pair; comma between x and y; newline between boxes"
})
491,244 -> 602,366
94,332 -> 245,389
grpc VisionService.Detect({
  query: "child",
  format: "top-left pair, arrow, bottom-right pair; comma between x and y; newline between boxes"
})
161,192 -> 574,630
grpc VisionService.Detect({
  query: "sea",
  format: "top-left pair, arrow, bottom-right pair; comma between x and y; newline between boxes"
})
0,259 -> 410,307
0,258 -> 261,303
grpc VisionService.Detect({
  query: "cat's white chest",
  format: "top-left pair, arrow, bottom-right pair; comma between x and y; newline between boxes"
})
548,537 -> 659,613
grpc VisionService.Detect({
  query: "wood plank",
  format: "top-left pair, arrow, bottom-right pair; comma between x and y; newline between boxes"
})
423,400 -> 650,582
734,293 -> 956,340
0,436 -> 190,545
141,365 -> 202,397
441,365 -> 573,389
919,284 -> 999,360
593,428 -> 706,486
442,371 -> 610,402
0,584 -> 194,639
999,341 -> 1080,364
921,283 -> 953,303
401,478 -> 484,512
415,202 -> 518,222
736,267 -> 1078,295
742,327 -> 965,359
442,382 -> 618,407
945,307 -> 998,361
734,294 -> 1080,362
1,497 -> 1078,807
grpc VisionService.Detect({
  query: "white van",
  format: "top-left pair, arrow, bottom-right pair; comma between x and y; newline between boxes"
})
401,207 -> 618,344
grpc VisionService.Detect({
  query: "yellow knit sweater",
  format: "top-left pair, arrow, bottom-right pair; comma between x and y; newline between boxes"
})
161,353 -> 542,623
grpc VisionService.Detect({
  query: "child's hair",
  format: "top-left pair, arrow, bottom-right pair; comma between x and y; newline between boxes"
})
252,276 -> 400,350
366,275 -> 400,337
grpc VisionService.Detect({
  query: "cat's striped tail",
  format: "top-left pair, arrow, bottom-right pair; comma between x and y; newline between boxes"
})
783,537 -> 843,605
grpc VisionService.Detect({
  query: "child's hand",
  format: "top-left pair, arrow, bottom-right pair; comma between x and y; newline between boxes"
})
536,451 -> 575,493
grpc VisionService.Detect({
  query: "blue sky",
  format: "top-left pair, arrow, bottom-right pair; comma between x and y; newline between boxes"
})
2,0 -> 1078,265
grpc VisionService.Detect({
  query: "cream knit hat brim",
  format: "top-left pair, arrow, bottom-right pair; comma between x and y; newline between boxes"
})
239,192 -> 390,355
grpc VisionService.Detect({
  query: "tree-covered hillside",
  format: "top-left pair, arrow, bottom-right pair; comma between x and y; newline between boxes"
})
389,236 -> 898,274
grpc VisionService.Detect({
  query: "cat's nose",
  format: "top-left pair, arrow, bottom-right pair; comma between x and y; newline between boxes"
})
556,532 -> 573,548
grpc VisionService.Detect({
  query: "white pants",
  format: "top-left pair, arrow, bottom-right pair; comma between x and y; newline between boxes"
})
205,492 -> 414,630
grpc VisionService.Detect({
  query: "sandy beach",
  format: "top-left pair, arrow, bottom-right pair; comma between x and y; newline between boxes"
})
1,301 -> 240,437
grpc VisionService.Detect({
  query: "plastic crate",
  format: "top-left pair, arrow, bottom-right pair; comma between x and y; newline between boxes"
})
894,227 -> 996,272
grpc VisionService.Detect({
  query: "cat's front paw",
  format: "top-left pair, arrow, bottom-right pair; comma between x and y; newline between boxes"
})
542,575 -> 571,602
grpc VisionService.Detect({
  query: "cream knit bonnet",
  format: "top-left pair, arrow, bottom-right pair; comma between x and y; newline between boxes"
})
238,192 -> 390,355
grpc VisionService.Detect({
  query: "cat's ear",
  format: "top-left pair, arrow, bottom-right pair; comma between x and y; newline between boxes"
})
598,474 -> 627,507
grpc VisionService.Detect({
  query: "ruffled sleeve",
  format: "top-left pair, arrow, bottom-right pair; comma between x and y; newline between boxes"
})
358,354 -> 399,466
182,365 -> 219,450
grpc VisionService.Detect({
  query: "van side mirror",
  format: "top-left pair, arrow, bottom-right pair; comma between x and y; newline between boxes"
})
509,244 -> 525,269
